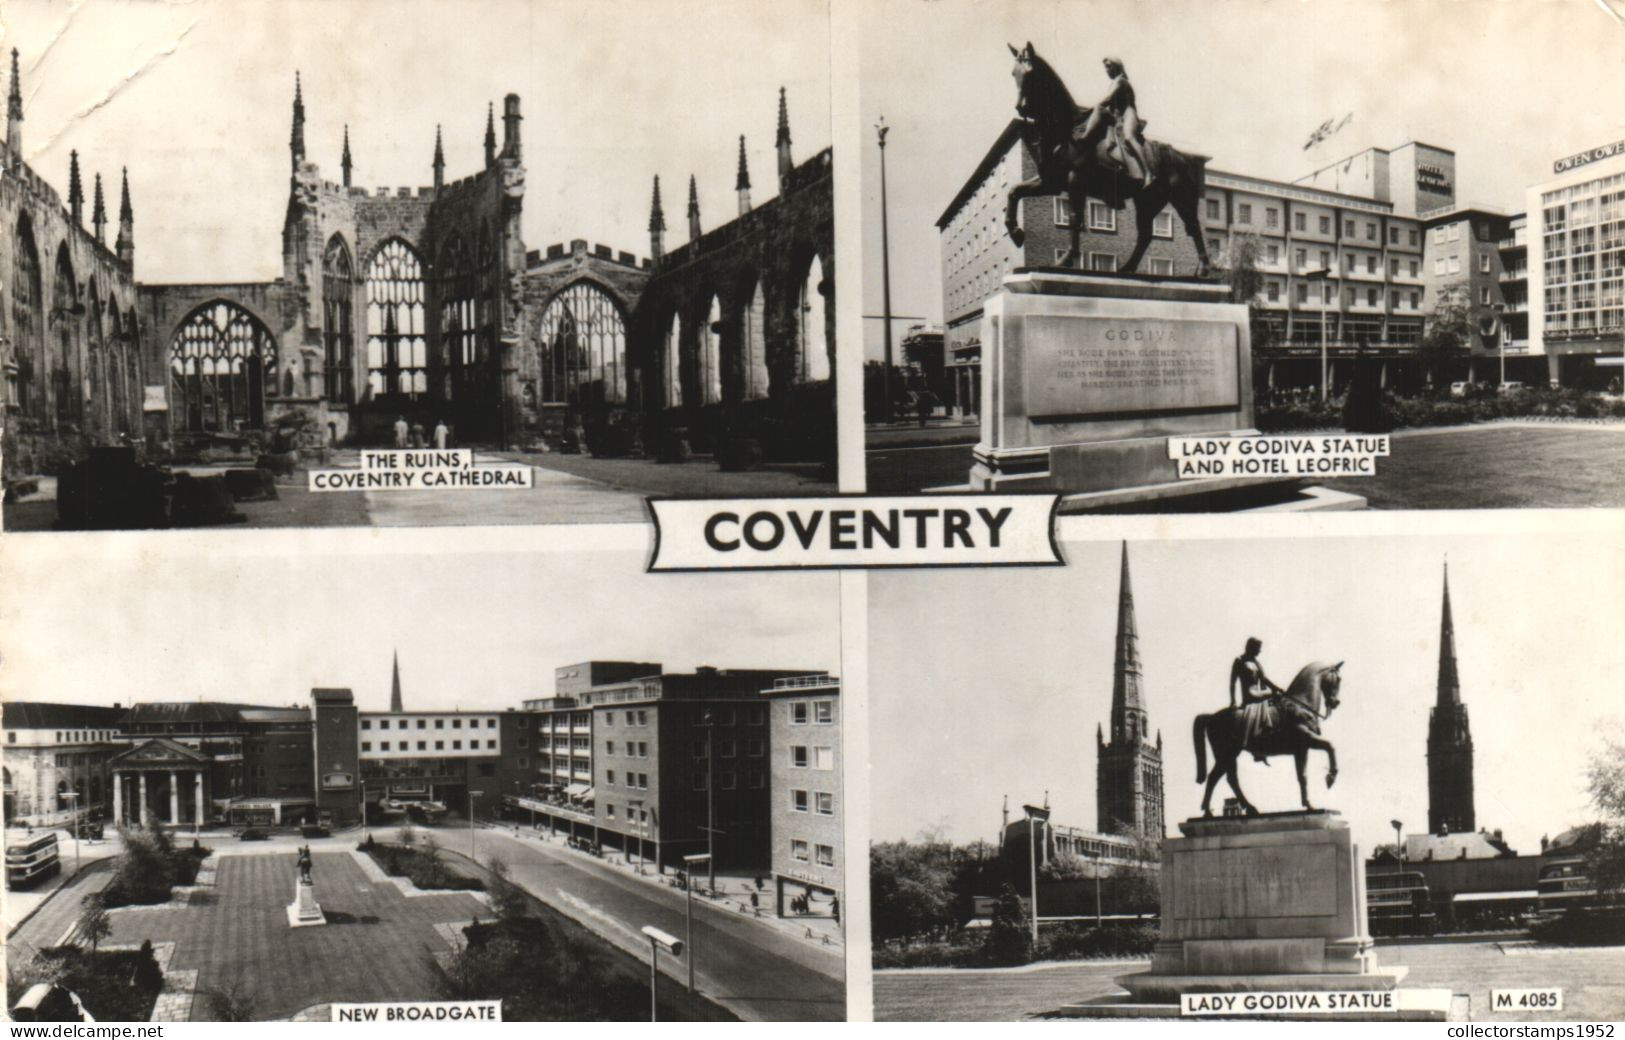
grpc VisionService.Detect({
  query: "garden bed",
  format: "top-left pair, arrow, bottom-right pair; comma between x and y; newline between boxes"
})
6,943 -> 165,1022
358,837 -> 485,892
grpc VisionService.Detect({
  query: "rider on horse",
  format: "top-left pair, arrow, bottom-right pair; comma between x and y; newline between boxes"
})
1076,57 -> 1154,189
1231,637 -> 1286,762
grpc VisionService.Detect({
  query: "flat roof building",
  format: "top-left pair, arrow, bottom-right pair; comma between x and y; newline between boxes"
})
766,674 -> 842,920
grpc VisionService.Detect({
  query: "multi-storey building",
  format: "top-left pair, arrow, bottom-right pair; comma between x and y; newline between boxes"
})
1526,138 -> 1625,387
937,125 -> 1451,408
1,703 -> 126,827
766,674 -> 841,918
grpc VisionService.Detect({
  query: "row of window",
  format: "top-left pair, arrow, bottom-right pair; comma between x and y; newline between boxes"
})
361,717 -> 496,731
6,729 -> 122,745
788,788 -> 836,815
1272,282 -> 1423,310
790,840 -> 837,867
360,738 -> 496,752
788,700 -> 836,725
605,770 -> 650,790
1051,198 -> 1173,238
689,739 -> 766,758
789,745 -> 835,770
603,710 -> 649,727
691,771 -> 765,790
604,740 -> 650,758
1208,199 -> 1420,247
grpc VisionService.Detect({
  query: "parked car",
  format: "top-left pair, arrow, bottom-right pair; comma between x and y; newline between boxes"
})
300,824 -> 331,838
238,827 -> 271,841
1499,381 -> 1525,393
1449,381 -> 1469,397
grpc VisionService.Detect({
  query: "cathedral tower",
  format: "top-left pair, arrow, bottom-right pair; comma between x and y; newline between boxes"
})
1426,562 -> 1475,834
390,650 -> 404,713
1096,543 -> 1165,839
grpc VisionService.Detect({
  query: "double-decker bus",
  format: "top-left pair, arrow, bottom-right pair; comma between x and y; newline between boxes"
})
6,832 -> 61,889
1366,869 -> 1436,936
1536,852 -> 1596,911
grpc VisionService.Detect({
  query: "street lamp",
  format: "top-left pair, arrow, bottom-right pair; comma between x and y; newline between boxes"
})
1023,804 -> 1049,946
1493,302 -> 1507,389
877,114 -> 895,424
682,852 -> 711,994
641,925 -> 684,1023
468,790 -> 483,861
61,792 -> 80,877
699,711 -> 718,895
1083,848 -> 1103,927
1303,267 -> 1333,402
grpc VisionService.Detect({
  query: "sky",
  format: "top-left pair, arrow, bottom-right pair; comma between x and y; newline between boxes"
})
2,535 -> 843,713
856,0 -> 1625,359
0,0 -> 831,283
868,532 -> 1625,857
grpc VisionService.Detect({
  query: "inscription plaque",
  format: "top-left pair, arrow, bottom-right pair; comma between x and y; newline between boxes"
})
1023,315 -> 1239,419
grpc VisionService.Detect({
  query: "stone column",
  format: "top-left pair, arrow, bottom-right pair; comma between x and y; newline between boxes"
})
195,771 -> 205,827
112,771 -> 123,825
168,770 -> 180,825
138,773 -> 149,826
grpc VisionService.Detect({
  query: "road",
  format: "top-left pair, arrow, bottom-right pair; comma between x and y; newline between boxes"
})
463,829 -> 845,1022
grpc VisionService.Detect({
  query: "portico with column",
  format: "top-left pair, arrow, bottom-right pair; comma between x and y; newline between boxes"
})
108,738 -> 214,828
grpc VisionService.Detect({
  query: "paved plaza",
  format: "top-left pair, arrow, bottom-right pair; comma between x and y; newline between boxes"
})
11,848 -> 484,1021
873,940 -> 1625,1022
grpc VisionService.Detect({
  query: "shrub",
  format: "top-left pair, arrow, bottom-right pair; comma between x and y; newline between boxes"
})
4,946 -> 164,1023
360,843 -> 483,892
1531,908 -> 1625,946
1035,922 -> 1158,961
983,884 -> 1033,966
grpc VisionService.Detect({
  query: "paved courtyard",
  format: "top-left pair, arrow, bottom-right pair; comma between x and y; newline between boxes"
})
873,940 -> 1625,1022
91,851 -> 483,1021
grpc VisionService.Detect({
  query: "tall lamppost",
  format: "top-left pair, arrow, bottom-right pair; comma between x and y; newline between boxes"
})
1493,302 -> 1507,388
1304,267 -> 1333,402
640,925 -> 684,1023
1023,804 -> 1049,945
877,115 -> 895,424
468,789 -> 483,861
699,711 -> 718,895
1391,818 -> 1405,935
62,791 -> 80,877
683,852 -> 711,994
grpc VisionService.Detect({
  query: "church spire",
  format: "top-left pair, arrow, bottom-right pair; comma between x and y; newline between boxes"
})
116,166 -> 134,265
1110,540 -> 1147,744
67,150 -> 83,225
91,173 -> 106,242
390,651 -> 403,713
736,134 -> 752,215
1436,560 -> 1460,707
432,125 -> 445,190
341,124 -> 352,187
648,175 -> 666,262
483,101 -> 496,168
290,71 -> 306,170
1427,557 -> 1476,834
7,48 -> 22,157
687,173 -> 701,242
776,85 -> 793,185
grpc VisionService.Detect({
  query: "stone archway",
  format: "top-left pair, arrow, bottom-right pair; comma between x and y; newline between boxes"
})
169,300 -> 279,433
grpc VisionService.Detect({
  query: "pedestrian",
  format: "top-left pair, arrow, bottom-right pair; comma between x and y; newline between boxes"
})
433,419 -> 449,450
409,420 -> 425,448
393,415 -> 409,448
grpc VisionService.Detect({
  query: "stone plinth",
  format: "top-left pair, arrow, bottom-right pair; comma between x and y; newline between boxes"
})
286,878 -> 327,928
970,270 -> 1322,508
1115,811 -> 1400,1006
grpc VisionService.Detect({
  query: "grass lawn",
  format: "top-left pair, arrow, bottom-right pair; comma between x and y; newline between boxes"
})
873,940 -> 1625,1021
1322,425 -> 1625,509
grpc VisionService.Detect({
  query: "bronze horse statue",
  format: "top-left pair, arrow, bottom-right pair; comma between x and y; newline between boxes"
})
1004,43 -> 1212,278
1193,661 -> 1343,815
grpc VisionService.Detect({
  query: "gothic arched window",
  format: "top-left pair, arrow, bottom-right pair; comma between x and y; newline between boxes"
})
53,245 -> 79,421
663,311 -> 681,408
795,254 -> 831,383
10,217 -> 41,414
323,236 -> 355,404
740,278 -> 768,400
169,301 -> 278,431
365,239 -> 426,398
537,282 -> 627,407
700,294 -> 722,404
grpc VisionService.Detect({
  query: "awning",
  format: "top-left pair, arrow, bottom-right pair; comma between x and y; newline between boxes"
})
577,787 -> 595,802
1452,890 -> 1538,903
563,783 -> 590,798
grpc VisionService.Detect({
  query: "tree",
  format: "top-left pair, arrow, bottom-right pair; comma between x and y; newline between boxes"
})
1222,233 -> 1277,355
1584,734 -> 1625,896
484,856 -> 529,923
1418,282 -> 1473,388
76,893 -> 110,953
869,840 -> 957,944
984,883 -> 1033,965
